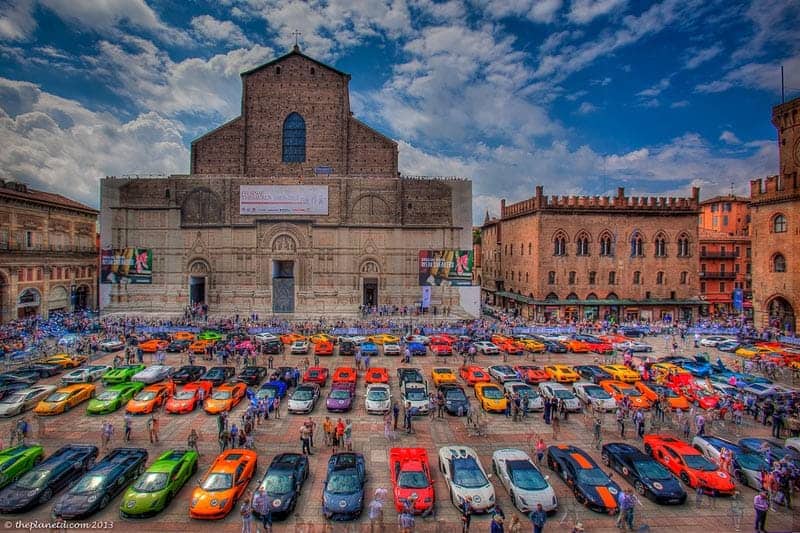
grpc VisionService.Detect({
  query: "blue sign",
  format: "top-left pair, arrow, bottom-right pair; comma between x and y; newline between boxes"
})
733,289 -> 744,312
314,166 -> 333,175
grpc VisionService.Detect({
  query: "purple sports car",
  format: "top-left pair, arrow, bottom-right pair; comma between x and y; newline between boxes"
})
325,383 -> 354,412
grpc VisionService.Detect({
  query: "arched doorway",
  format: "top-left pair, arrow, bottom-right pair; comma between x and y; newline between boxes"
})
48,286 -> 69,314
360,260 -> 381,307
767,296 -> 796,333
17,288 -> 40,319
188,260 -> 210,307
75,285 -> 90,310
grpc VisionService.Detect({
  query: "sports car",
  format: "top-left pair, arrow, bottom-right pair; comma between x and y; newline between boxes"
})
563,339 -> 591,353
403,342 -> 424,357
474,382 -> 507,413
19,364 -> 61,378
405,335 -> 430,345
256,381 -> 287,405
326,383 -> 355,412
190,449 -> 257,519
383,343 -> 401,356
600,443 -> 686,504
172,331 -> 196,342
332,367 -> 357,386
0,383 -> 29,400
368,333 -> 399,345
86,382 -> 145,415
290,341 -> 310,355
365,367 -> 389,385
287,384 -> 320,414
359,342 -> 379,358
430,342 -> 453,356
738,438 -> 800,469
459,365 -> 491,386
643,435 -> 735,495
599,365 -> 640,383
253,332 -> 279,344
0,385 -> 56,417
612,339 -> 653,353
131,365 -> 174,385
735,344 -> 778,359
546,445 -> 620,513
491,334 -> 512,345
204,382 -> 247,414
139,339 -> 169,353
514,365 -> 549,385
599,380 -> 651,409
322,452 -> 366,520
503,381 -> 544,411
649,362 -> 691,382
198,330 -> 224,342
698,336 -> 733,347
432,368 -> 458,387
237,366 -> 268,386
303,367 -> 330,387
99,339 -> 126,352
691,435 -> 766,489
312,341 -> 333,356
201,366 -> 236,386
61,365 -> 111,385
126,382 -> 175,414
166,340 -> 190,353
34,383 -> 96,415
540,339 -> 568,353
389,448 -> 434,515
0,369 -> 39,383
438,446 -> 495,513
474,341 -> 499,355
497,340 -> 524,356
165,384 -> 208,414
637,383 -> 690,410
0,444 -> 98,513
514,336 -> 546,353
308,333 -> 334,345
254,453 -> 309,520
189,340 -> 214,354
52,447 -> 149,520
717,340 -> 740,352
397,368 -> 425,389
171,365 -> 207,384
0,444 -> 44,490
492,448 -> 557,513
41,354 -> 87,369
538,382 -> 582,411
544,365 -> 580,383
402,383 -> 429,414
572,382 -> 616,411
669,381 -> 719,410
572,365 -> 613,384
280,333 -> 306,345
488,364 -> 519,383
365,384 -> 391,414
574,335 -> 613,354
121,449 -> 199,517
677,356 -> 713,378
338,340 -> 357,356
102,365 -> 146,386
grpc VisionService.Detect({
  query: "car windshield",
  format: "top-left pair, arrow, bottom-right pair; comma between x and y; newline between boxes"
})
201,473 -> 232,491
308,371 -> 320,378
619,387 -> 642,397
405,389 -> 426,401
212,391 -> 231,400
632,460 -> 672,480
398,471 -> 429,488
258,388 -> 276,399
585,387 -> 611,399
0,393 -> 25,403
575,469 -> 609,486
134,392 -> 156,401
70,474 -> 105,494
452,458 -> 488,488
17,468 -> 50,489
482,388 -> 504,399
473,371 -> 485,378
293,390 -> 313,401
327,472 -> 359,494
44,392 -> 68,403
737,453 -> 766,471
508,462 -> 548,490
133,472 -> 168,492
683,455 -> 717,471
445,390 -> 466,400
174,391 -> 195,400
95,391 -> 119,401
553,390 -> 574,400
261,474 -> 293,494
330,390 -> 350,400
367,390 -> 388,401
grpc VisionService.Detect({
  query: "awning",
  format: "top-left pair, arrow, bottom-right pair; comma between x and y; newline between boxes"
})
495,292 -> 704,306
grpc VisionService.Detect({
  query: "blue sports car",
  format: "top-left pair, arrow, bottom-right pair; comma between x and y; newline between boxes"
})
322,453 -> 366,521
547,445 -> 621,514
254,453 -> 309,520
678,355 -> 713,378
408,342 -> 427,357
601,443 -> 686,504
359,342 -> 379,357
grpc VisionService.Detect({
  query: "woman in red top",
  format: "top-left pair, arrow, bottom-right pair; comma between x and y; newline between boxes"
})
333,418 -> 345,453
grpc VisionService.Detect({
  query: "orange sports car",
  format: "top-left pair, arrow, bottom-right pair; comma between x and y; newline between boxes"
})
490,334 -> 512,345
303,366 -> 330,387
165,381 -> 211,414
635,382 -> 690,410
332,367 -> 357,386
204,381 -> 247,414
498,340 -> 524,355
126,381 -> 175,414
563,339 -> 591,353
459,365 -> 491,386
190,448 -> 258,519
365,367 -> 389,385
139,339 -> 169,353
314,340 -> 334,356
173,331 -> 196,342
643,435 -> 735,495
280,333 -> 306,345
599,380 -> 652,409
514,365 -> 549,384
189,339 -> 214,354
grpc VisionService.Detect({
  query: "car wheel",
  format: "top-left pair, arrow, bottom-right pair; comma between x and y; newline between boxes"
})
644,444 -> 653,456
39,488 -> 53,504
84,457 -> 95,470
634,481 -> 646,496
191,461 -> 198,475
575,492 -> 585,504
680,472 -> 690,485
138,462 -> 146,475
601,452 -> 610,466
100,495 -> 110,509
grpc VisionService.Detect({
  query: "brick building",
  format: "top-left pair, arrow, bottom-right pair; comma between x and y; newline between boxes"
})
750,97 -> 800,333
100,46 -> 475,316
480,186 -> 702,323
697,195 -> 751,317
0,180 -> 99,322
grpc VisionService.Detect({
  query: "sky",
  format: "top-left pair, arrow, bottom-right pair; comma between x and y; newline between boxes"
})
0,0 -> 798,225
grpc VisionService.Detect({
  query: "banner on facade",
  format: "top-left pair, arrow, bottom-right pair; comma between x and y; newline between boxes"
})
421,286 -> 431,308
732,288 -> 744,312
418,250 -> 473,286
100,248 -> 152,284
239,185 -> 329,215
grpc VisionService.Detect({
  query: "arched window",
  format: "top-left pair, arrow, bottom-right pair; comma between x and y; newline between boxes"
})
773,214 -> 787,233
282,112 -> 306,163
608,271 -> 616,285
568,271 -> 576,284
586,293 -> 598,300
588,271 -> 596,285
606,292 -> 618,300
554,234 -> 567,256
630,233 -> 643,257
576,233 -> 590,256
654,233 -> 667,257
773,253 -> 786,272
633,271 -> 641,285
566,293 -> 579,300
599,232 -> 614,256
680,271 -> 688,284
677,233 -> 690,257
656,271 -> 665,284
548,271 -> 556,284
545,292 -> 559,301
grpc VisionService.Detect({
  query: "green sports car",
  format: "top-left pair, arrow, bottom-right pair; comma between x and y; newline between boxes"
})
120,449 -> 199,517
0,444 -> 44,489
101,364 -> 146,386
197,330 -> 222,341
86,382 -> 146,414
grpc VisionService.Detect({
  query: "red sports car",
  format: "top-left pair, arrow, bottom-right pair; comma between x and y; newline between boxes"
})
514,365 -> 549,384
459,365 -> 491,386
332,366 -> 357,386
643,434 -> 735,495
389,448 -> 435,514
666,374 -> 719,410
303,366 -> 330,387
365,367 -> 389,385
430,342 -> 452,356
429,335 -> 454,345
165,383 -> 208,414
314,340 -> 334,356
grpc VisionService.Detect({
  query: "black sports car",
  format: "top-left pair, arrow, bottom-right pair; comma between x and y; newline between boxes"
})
254,453 -> 309,520
262,340 -> 283,354
339,340 -> 356,356
166,340 -> 190,353
546,445 -> 621,514
573,365 -> 613,384
439,384 -> 470,416
21,364 -> 62,378
534,337 -> 567,353
237,366 -> 268,386
201,366 -> 236,386
0,370 -> 40,383
52,447 -> 148,519
601,443 -> 686,504
171,365 -> 207,384
0,444 -> 99,513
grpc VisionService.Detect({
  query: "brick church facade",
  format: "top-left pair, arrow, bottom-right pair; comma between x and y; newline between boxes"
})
100,46 -> 474,316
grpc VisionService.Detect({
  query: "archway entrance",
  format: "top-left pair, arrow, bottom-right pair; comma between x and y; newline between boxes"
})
75,285 -> 89,310
48,286 -> 69,314
189,276 -> 206,306
17,288 -> 40,319
767,296 -> 795,333
272,260 -> 294,313
363,278 -> 378,307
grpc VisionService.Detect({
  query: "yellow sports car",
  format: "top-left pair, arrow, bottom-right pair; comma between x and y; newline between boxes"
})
368,333 -> 400,345
544,365 -> 580,383
33,383 -> 96,415
515,337 -> 546,353
474,382 -> 508,413
735,345 -> 778,359
649,363 -> 689,382
600,364 -> 640,383
41,354 -> 87,369
309,333 -> 336,345
431,368 -> 458,387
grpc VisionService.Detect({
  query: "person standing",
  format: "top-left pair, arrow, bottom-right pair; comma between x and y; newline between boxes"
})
344,419 -> 353,452
460,495 -> 474,533
616,408 -> 625,438
300,424 -> 312,455
617,487 -> 638,531
124,413 -> 132,442
529,503 -> 546,533
188,429 -> 199,454
535,437 -> 546,466
551,412 -> 560,439
323,416 -> 333,447
240,492 -> 253,533
253,486 -> 271,533
368,491 -> 384,533
754,490 -> 769,533
306,417 -> 316,448
392,401 -> 400,431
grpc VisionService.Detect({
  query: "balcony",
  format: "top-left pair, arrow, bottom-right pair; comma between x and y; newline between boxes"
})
700,251 -> 739,259
1,242 -> 97,255
699,271 -> 736,279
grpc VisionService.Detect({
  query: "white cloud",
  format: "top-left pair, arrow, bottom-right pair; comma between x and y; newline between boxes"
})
695,53 -> 800,94
636,76 -> 670,97
567,0 -> 628,24
0,77 -> 188,208
684,44 -> 722,69
576,101 -> 597,114
719,130 -> 741,144
670,100 -> 689,108
0,0 -> 36,41
480,0 -> 564,24
190,15 -> 252,47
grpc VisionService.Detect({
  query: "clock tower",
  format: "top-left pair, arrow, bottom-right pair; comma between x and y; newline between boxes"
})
772,97 -> 800,178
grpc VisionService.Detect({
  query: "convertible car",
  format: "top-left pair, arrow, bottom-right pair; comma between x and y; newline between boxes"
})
120,448 -> 199,518
190,449 -> 257,519
389,448 -> 434,515
546,445 -> 620,514
253,453 -> 309,520
601,442 -> 686,504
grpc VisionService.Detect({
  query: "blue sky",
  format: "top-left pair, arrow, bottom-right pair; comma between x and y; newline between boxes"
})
0,0 -> 798,224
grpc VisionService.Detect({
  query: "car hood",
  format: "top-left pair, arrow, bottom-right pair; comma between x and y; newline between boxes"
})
694,469 -> 735,490
452,484 -> 494,510
642,475 -> 684,496
514,484 -> 556,509
326,398 -> 352,407
53,492 -> 97,517
579,484 -> 620,510
121,488 -> 164,512
191,487 -> 236,514
0,402 -> 23,415
205,399 -> 231,412
128,400 -> 155,410
86,399 -> 116,413
323,488 -> 363,512
0,484 -> 40,509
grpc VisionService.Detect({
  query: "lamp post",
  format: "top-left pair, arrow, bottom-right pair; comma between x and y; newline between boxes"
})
70,283 -> 76,313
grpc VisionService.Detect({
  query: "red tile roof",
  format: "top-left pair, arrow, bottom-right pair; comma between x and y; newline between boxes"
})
0,182 -> 98,214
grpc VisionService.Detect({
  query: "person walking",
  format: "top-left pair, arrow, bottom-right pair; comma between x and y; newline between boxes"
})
240,492 -> 253,533
300,423 -> 312,455
392,401 -> 400,431
100,421 -> 114,450
490,514 -> 504,533
368,491 -> 384,533
529,503 -> 546,533
272,396 -> 281,419
616,408 -> 625,438
535,437 -> 546,466
124,413 -> 132,442
306,417 -> 316,448
754,490 -> 769,533
617,487 -> 638,531
460,495 -> 474,533
188,429 -> 199,454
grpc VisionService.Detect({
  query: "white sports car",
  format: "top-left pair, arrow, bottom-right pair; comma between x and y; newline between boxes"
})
0,384 -> 57,417
131,365 -> 174,384
698,336 -> 733,347
691,435 -> 765,489
61,365 -> 112,385
474,341 -> 499,355
492,448 -> 557,513
402,383 -> 429,414
290,340 -> 310,354
488,365 -> 518,383
405,335 -> 430,345
503,381 -> 544,411
438,446 -> 495,513
572,381 -> 617,411
612,340 -> 653,353
538,382 -> 582,411
253,332 -> 278,343
99,339 -> 125,352
383,343 -> 401,356
365,384 -> 391,414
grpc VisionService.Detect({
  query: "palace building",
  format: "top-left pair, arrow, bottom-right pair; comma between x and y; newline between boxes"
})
99,46 -> 475,316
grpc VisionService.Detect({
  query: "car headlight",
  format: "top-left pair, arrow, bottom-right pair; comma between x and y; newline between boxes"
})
190,497 -> 198,508
87,495 -> 97,503
489,494 -> 495,502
